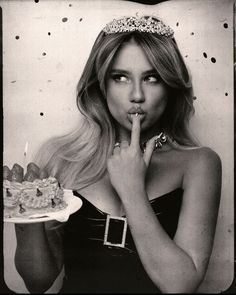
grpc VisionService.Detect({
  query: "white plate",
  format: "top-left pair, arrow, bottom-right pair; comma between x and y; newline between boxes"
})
4,190 -> 83,223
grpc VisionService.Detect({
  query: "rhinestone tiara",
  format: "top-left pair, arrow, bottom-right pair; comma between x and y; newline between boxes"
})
103,15 -> 174,38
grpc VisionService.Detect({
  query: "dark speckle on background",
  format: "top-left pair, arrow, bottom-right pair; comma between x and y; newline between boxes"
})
48,32 -> 51,36
48,80 -> 52,82
69,4 -> 72,7
79,18 -> 83,22
15,36 -> 20,40
11,81 -> 16,83
190,32 -> 194,35
35,0 -> 39,3
203,52 -> 207,58
176,22 -> 179,26
225,93 -> 228,96
211,57 -> 216,63
62,17 -> 68,22
185,55 -> 188,58
223,23 -> 228,28
42,52 -> 46,56
40,112 -> 44,116
193,96 -> 197,100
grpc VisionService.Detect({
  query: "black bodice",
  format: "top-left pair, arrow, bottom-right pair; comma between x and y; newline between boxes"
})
60,188 -> 183,293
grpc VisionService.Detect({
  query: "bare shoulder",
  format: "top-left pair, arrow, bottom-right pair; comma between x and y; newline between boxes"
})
181,146 -> 222,171
166,146 -> 222,173
179,146 -> 222,195
180,146 -> 221,163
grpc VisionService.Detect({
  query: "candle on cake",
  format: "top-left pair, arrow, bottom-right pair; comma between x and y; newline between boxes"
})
23,141 -> 29,174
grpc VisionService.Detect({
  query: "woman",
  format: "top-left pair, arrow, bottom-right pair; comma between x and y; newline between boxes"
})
14,15 -> 222,293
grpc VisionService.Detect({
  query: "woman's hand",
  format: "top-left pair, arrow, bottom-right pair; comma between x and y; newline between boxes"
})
107,114 -> 156,197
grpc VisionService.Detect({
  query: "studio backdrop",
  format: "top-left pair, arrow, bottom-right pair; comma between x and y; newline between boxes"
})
2,0 -> 234,293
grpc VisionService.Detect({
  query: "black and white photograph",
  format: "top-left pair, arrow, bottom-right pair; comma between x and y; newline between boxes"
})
2,0 -> 234,293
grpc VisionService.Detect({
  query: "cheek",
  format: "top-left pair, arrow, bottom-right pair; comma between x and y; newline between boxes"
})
106,86 -> 127,113
106,95 -> 122,123
148,88 -> 168,112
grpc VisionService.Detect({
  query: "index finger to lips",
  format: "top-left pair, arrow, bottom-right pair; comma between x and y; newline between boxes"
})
113,143 -> 121,155
130,114 -> 141,148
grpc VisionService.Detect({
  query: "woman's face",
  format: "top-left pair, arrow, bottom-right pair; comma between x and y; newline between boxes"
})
106,39 -> 168,139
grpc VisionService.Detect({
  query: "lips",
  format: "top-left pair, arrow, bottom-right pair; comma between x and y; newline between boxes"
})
127,107 -> 146,123
128,107 -> 145,115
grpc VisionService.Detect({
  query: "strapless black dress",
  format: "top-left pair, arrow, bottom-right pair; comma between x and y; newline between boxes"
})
60,188 -> 183,294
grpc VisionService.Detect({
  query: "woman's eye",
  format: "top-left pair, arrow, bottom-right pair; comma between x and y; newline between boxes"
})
144,75 -> 160,83
111,75 -> 128,83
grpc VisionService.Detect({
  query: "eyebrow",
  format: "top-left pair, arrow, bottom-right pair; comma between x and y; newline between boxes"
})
109,69 -> 158,75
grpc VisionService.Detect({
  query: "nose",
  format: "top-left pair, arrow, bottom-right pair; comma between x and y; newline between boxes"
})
129,79 -> 145,103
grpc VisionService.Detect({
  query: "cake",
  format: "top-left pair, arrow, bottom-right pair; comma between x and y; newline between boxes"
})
3,163 -> 67,219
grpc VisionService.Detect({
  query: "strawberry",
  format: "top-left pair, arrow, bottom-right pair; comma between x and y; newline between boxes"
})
23,170 -> 38,182
39,169 -> 48,179
11,163 -> 24,183
3,166 -> 12,181
27,162 -> 40,175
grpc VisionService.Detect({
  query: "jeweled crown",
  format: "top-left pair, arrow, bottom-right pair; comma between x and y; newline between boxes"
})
103,15 -> 174,38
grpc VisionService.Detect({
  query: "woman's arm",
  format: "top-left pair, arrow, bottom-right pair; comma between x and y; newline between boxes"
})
120,147 -> 221,293
107,115 -> 222,293
14,221 -> 64,293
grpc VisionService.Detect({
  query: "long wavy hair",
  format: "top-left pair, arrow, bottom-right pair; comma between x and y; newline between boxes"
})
35,18 -> 197,190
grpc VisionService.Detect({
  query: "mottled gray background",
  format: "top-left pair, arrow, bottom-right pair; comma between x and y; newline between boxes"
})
2,0 -> 234,293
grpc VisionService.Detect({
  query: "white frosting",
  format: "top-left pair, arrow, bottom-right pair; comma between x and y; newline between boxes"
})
3,176 -> 58,190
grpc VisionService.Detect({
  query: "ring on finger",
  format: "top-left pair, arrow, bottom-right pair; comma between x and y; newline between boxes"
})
114,142 -> 120,148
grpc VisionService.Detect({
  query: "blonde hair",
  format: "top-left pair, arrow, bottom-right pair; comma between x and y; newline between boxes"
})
35,20 -> 198,190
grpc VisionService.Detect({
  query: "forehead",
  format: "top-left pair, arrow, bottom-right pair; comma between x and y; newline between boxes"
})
111,39 -> 154,71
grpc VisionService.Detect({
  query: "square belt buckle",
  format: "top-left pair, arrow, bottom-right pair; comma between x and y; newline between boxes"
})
104,215 -> 127,248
